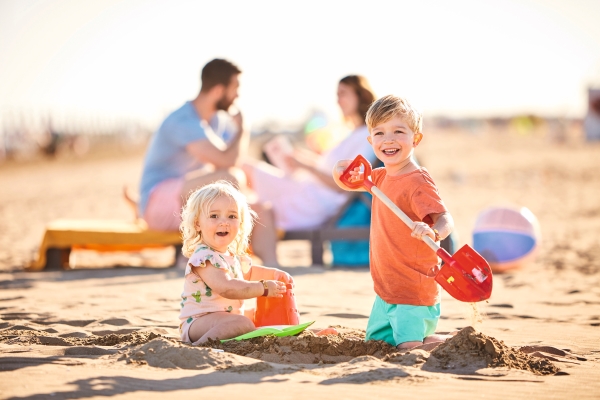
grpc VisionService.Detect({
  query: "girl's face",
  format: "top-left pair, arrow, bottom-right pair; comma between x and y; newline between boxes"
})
337,83 -> 359,119
195,195 -> 241,253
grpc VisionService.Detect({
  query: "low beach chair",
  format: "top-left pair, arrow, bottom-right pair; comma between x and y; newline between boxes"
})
281,197 -> 457,267
27,219 -> 182,271
281,191 -> 372,267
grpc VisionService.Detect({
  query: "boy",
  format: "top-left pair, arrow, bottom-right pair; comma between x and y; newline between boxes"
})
332,95 -> 454,350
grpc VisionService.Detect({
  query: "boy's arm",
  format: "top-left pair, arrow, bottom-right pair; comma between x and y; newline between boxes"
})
332,160 -> 367,192
430,212 -> 454,242
411,212 -> 454,242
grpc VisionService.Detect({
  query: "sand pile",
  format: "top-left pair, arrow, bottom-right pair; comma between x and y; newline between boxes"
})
205,328 -> 398,364
123,337 -> 273,371
421,326 -> 559,375
1,324 -> 560,376
0,328 -> 161,347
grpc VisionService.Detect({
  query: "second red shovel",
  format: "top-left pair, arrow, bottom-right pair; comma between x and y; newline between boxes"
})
340,155 -> 493,303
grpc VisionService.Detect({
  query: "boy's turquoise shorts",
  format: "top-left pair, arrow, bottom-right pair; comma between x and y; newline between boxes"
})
365,295 -> 441,346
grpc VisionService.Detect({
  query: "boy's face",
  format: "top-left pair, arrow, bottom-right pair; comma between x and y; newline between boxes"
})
367,116 -> 423,170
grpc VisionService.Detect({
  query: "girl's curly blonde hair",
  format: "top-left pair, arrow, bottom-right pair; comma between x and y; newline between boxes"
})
179,180 -> 256,258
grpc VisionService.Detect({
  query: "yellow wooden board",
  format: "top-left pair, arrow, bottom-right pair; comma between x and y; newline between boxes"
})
28,219 -> 181,271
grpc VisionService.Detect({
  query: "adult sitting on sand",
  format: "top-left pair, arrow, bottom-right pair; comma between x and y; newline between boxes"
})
134,58 -> 248,232
179,181 -> 294,343
242,75 -> 377,264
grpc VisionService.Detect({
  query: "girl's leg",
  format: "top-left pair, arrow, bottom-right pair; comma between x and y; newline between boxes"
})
188,312 -> 255,343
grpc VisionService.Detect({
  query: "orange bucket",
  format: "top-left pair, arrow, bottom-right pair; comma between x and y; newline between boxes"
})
254,283 -> 300,327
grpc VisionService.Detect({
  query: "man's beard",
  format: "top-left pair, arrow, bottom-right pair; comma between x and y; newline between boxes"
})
216,95 -> 233,111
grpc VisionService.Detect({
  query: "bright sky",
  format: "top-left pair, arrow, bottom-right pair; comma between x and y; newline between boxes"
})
1,0 -> 600,129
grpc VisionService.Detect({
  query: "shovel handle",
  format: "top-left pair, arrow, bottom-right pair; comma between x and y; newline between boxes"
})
370,187 -> 440,254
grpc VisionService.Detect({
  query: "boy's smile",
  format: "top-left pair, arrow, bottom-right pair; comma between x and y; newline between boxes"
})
368,116 -> 422,175
196,195 -> 240,253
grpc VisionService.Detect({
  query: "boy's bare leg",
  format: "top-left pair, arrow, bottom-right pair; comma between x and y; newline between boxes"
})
397,340 -> 424,350
424,333 -> 454,343
188,312 -> 255,343
397,333 -> 454,351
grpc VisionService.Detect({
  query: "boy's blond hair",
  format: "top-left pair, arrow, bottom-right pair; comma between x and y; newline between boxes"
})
180,180 -> 256,258
366,95 -> 423,134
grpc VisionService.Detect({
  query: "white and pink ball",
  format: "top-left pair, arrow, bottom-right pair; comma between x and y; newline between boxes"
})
472,206 -> 540,273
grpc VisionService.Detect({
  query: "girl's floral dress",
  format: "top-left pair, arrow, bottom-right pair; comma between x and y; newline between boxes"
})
178,244 -> 252,333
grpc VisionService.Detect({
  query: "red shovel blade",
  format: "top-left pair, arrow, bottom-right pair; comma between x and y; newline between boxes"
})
435,245 -> 493,302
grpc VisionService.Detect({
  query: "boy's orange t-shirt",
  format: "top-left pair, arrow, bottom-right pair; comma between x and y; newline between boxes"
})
370,167 -> 447,306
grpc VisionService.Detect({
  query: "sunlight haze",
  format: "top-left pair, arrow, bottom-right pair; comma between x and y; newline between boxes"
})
1,0 -> 600,129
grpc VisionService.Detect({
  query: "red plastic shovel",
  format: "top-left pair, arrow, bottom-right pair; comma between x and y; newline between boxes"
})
340,155 -> 493,302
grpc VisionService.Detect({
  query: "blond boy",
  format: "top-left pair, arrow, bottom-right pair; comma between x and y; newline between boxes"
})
333,95 -> 454,350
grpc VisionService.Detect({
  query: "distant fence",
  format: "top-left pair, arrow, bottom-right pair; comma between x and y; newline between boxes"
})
0,108 -> 155,161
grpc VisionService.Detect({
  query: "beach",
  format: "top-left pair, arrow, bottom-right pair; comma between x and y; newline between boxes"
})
1,128 -> 599,399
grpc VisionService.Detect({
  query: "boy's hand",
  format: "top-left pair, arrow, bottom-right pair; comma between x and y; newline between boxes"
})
411,222 -> 436,241
333,160 -> 363,189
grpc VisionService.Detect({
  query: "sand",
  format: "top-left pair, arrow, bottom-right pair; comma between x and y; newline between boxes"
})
1,128 -> 599,399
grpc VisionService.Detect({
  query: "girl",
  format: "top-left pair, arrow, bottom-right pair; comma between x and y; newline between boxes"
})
178,180 -> 294,344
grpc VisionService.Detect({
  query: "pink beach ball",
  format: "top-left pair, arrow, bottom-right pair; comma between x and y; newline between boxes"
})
472,206 -> 541,273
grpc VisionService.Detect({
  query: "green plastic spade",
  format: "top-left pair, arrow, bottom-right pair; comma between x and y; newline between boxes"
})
221,321 -> 315,342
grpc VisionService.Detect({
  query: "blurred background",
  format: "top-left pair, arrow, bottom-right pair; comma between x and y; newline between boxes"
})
1,0 -> 600,160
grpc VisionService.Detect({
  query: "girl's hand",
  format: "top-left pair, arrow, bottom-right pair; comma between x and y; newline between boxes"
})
265,280 -> 287,298
411,222 -> 436,241
272,269 -> 294,287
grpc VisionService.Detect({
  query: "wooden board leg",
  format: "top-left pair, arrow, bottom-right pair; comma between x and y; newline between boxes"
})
45,248 -> 72,270
310,231 -> 324,266
170,245 -> 184,268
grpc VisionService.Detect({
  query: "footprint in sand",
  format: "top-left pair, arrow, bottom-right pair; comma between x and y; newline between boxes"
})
98,318 -> 131,326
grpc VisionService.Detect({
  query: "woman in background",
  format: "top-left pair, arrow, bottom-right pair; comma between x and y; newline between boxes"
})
244,75 -> 377,266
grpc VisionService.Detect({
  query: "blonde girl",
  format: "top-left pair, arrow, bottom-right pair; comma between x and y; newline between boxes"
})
178,180 -> 294,344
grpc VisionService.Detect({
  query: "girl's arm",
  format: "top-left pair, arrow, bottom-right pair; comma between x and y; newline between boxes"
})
193,263 -> 284,299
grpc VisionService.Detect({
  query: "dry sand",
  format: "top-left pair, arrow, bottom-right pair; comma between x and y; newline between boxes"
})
1,128 -> 599,399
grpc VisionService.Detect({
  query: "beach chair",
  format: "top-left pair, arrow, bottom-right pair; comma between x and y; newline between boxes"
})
281,195 -> 457,267
281,190 -> 372,266
27,219 -> 182,271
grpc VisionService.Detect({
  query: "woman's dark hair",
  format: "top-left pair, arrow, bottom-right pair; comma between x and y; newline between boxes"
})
339,75 -> 376,124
